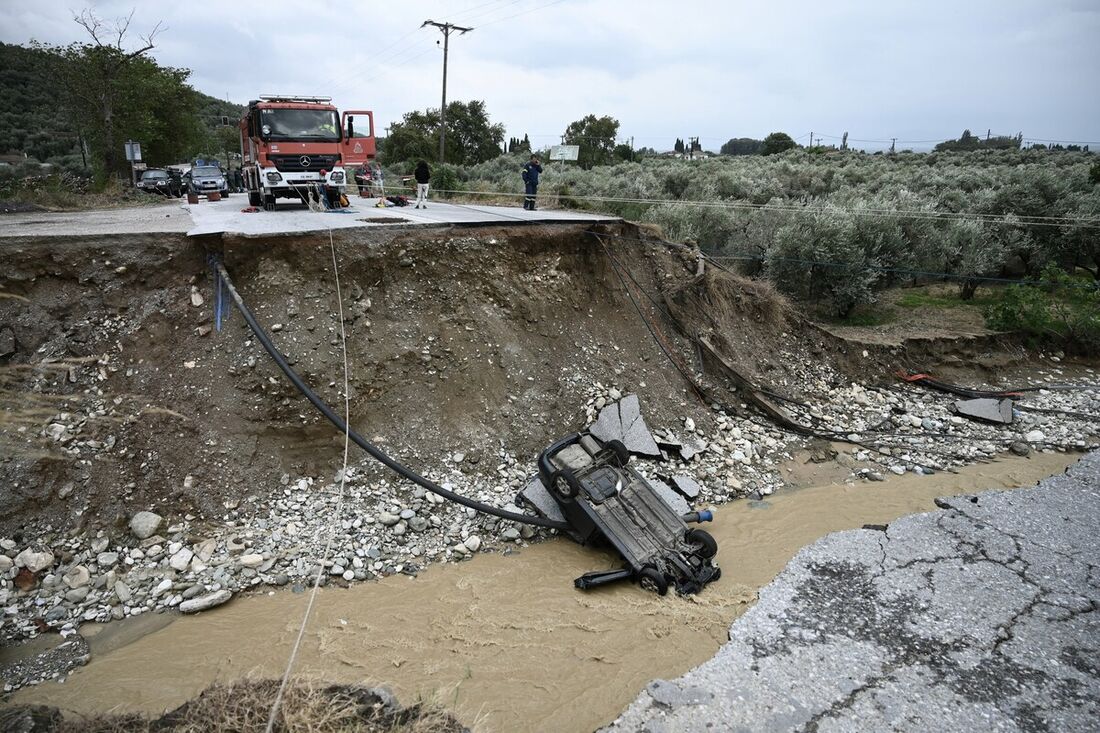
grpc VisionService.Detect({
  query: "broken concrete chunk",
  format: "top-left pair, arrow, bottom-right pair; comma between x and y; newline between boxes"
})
953,398 -> 1013,424
589,395 -> 661,458
651,479 -> 691,516
670,475 -> 703,500
517,475 -> 568,525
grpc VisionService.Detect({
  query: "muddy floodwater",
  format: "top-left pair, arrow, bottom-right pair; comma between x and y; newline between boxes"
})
9,452 -> 1080,732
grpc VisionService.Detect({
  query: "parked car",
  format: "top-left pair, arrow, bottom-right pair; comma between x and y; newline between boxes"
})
186,165 -> 230,198
137,169 -> 180,197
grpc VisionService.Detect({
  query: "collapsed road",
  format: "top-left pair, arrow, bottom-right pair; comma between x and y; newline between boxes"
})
2,205 -> 1099,730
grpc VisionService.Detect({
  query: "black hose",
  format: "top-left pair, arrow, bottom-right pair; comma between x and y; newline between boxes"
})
214,262 -> 570,531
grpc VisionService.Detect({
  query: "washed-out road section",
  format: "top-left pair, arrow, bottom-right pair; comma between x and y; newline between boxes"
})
605,451 -> 1100,732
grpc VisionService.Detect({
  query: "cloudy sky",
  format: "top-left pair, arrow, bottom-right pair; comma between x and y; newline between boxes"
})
3,0 -> 1098,151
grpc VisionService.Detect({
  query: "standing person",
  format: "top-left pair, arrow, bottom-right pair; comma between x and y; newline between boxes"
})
413,159 -> 431,209
521,154 -> 543,210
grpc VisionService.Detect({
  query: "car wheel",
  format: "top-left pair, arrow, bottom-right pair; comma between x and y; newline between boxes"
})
248,191 -> 262,207
606,439 -> 630,467
551,468 -> 580,499
686,528 -> 718,559
638,566 -> 669,596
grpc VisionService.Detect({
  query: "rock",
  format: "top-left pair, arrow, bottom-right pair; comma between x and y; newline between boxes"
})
65,587 -> 90,603
194,538 -> 217,563
463,536 -> 482,553
15,548 -> 55,573
1010,441 -> 1031,457
190,285 -> 204,307
889,465 -> 906,476
238,553 -> 264,568
62,565 -> 90,589
169,548 -> 194,572
408,517 -> 429,532
114,580 -> 132,603
451,452 -> 465,463
670,475 -> 703,500
684,417 -> 696,432
1025,430 -> 1046,443
399,509 -> 415,520
609,387 -> 623,401
652,479 -> 692,515
129,511 -> 164,540
45,605 -> 68,622
502,527 -> 521,541
0,555 -> 12,573
378,512 -> 401,527
866,472 -> 886,482
14,567 -> 37,591
178,589 -> 232,614
96,552 -> 119,568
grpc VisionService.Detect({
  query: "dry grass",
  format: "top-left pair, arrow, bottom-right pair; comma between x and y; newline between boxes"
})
1,680 -> 466,733
673,265 -> 794,334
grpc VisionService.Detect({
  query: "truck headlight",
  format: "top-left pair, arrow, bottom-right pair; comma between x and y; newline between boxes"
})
266,172 -> 282,183
330,171 -> 344,184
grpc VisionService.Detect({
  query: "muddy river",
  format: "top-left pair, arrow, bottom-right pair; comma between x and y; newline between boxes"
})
8,452 -> 1079,731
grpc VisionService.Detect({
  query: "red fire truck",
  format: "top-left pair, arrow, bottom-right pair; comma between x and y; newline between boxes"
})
239,95 -> 376,209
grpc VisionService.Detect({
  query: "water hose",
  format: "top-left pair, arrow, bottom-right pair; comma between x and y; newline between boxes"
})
214,262 -> 570,531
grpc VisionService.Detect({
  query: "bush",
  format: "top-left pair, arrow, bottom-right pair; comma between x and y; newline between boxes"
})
984,266 -> 1100,354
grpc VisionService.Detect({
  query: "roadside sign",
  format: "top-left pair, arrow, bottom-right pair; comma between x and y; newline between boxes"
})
549,145 -> 580,161
124,141 -> 142,161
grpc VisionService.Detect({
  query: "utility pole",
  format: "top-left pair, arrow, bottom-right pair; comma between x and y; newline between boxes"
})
890,137 -> 897,154
422,19 -> 473,165
809,131 -> 813,147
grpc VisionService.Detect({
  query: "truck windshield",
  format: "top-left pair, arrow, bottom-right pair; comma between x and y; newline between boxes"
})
259,108 -> 340,141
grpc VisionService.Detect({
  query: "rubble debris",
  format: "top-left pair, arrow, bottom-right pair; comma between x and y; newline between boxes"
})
670,475 -> 703,500
953,398 -> 1014,424
589,394 -> 661,458
650,478 -> 691,515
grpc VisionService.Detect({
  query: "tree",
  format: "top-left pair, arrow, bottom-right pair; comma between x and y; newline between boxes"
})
720,137 -> 762,156
384,100 -> 504,166
674,138 -> 685,154
42,10 -> 170,177
760,132 -> 797,156
563,114 -> 619,169
613,143 -> 634,162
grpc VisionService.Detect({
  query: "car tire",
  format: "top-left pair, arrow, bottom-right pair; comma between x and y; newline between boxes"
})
263,194 -> 276,211
551,468 -> 580,499
606,439 -> 631,467
638,566 -> 669,596
248,191 -> 262,207
686,528 -> 718,559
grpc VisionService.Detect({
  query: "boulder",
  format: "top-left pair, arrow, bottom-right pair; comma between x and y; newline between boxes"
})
129,511 -> 164,540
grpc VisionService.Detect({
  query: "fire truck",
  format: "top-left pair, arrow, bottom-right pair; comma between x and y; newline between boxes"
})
240,95 -> 376,210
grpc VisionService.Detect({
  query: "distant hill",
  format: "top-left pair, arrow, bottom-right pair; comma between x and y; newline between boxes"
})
0,42 -> 244,168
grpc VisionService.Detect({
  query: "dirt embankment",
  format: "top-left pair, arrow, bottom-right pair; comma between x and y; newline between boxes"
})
1,222 -> 820,536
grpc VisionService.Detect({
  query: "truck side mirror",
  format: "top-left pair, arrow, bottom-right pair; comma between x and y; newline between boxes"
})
347,116 -> 354,139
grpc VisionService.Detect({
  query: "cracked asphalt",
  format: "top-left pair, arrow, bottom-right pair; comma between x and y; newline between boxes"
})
604,452 -> 1100,732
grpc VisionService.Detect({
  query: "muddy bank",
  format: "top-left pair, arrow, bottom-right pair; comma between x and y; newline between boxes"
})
7,451 -> 1078,732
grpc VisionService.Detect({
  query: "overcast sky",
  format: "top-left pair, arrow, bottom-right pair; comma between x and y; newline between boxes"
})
3,0 -> 1098,151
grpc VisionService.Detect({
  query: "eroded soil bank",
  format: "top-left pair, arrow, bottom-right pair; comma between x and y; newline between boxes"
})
8,451 -> 1079,733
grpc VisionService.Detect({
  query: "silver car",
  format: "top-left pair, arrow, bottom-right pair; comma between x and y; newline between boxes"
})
186,166 -> 229,197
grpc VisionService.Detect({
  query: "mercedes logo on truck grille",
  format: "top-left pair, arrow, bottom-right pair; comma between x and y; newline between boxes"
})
299,155 -> 311,168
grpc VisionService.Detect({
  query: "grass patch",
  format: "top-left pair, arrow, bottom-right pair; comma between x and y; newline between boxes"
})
827,308 -> 896,327
896,290 -> 997,309
0,679 -> 466,733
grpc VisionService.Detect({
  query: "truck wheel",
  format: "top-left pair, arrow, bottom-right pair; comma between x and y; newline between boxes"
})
551,468 -> 580,499
638,566 -> 669,596
263,195 -> 276,211
248,191 -> 262,207
686,528 -> 718,559
606,439 -> 630,467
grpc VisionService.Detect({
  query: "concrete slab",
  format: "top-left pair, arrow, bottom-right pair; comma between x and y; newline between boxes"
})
0,200 -> 191,238
184,196 -> 616,237
605,452 -> 1100,732
590,395 -> 662,459
954,397 -> 1014,424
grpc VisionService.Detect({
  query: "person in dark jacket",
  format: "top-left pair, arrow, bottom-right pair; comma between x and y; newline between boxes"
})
522,154 -> 543,210
413,160 -> 431,209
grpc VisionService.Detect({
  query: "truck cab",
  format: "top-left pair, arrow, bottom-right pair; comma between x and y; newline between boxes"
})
240,95 -> 376,210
